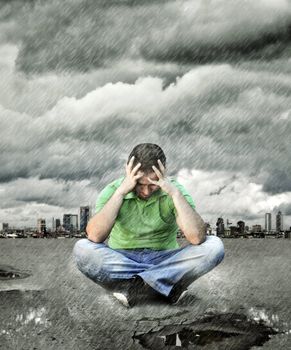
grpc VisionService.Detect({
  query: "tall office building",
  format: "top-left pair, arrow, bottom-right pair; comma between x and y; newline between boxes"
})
276,211 -> 283,232
216,218 -> 225,237
63,214 -> 78,232
265,213 -> 272,232
63,214 -> 70,231
252,224 -> 262,233
2,223 -> 9,231
37,218 -> 46,234
71,214 -> 78,231
237,221 -> 245,235
80,206 -> 90,232
55,218 -> 61,230
52,218 -> 61,231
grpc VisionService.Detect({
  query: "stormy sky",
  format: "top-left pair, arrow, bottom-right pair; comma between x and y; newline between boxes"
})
1,0 -> 291,229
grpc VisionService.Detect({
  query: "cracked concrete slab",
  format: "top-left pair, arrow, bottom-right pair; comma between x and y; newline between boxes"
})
0,238 -> 290,349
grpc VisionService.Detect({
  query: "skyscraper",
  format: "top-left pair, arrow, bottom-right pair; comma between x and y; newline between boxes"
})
265,213 -> 272,232
63,214 -> 78,233
37,218 -> 46,235
71,214 -> 78,231
2,223 -> 9,231
276,211 -> 283,232
55,218 -> 61,230
80,206 -> 90,232
237,221 -> 245,235
216,218 -> 225,237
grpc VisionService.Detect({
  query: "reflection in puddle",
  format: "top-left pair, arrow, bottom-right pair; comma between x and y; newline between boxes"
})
16,307 -> 50,326
133,313 -> 279,349
159,329 -> 240,347
0,290 -> 51,342
0,289 -> 78,348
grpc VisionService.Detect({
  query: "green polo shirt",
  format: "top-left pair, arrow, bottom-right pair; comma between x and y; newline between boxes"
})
95,176 -> 196,250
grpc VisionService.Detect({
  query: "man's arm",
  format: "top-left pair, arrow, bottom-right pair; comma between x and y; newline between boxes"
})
86,156 -> 144,243
171,190 -> 206,245
86,189 -> 125,243
148,159 -> 206,245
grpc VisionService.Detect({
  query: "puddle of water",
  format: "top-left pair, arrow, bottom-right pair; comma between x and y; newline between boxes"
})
133,313 -> 279,349
0,265 -> 31,280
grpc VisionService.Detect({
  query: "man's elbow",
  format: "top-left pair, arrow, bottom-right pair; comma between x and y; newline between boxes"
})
86,224 -> 105,243
187,231 -> 206,245
188,238 -> 204,245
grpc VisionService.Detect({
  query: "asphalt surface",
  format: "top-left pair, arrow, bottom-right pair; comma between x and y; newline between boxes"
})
0,238 -> 290,349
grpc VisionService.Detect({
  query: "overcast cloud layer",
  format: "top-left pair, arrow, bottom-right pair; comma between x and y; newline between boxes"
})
1,0 -> 291,229
13,0 -> 291,72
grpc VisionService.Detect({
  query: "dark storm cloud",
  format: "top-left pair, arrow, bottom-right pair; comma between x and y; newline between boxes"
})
1,64 -> 291,194
263,170 -> 291,194
1,63 -> 291,226
276,203 -> 291,216
0,176 -> 96,215
140,31 -> 291,64
9,0 -> 291,73
0,44 -> 185,116
0,0 -> 34,43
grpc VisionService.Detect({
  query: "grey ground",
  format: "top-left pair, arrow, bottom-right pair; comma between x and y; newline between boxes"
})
0,238 -> 290,350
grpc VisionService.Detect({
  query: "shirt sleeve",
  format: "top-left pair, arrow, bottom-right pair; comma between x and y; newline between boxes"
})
95,184 -> 118,214
169,179 -> 196,216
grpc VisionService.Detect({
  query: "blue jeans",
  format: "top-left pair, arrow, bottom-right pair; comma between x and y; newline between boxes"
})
73,235 -> 224,297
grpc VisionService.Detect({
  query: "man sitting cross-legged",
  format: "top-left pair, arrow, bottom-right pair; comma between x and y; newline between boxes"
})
73,143 -> 224,307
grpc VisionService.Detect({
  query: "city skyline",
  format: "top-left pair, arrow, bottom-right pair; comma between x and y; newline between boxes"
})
2,209 -> 289,233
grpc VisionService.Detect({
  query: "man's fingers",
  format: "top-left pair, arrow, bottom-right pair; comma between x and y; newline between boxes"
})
132,162 -> 142,175
147,177 -> 157,184
127,156 -> 135,172
134,171 -> 144,180
157,159 -> 166,175
152,165 -> 163,179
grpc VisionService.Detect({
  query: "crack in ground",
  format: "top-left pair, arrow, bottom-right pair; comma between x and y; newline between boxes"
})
133,312 -> 280,349
0,265 -> 31,280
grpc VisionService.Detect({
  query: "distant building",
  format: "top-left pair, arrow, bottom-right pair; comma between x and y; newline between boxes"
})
55,218 -> 61,230
216,218 -> 225,237
237,221 -> 245,235
276,211 -> 283,232
205,222 -> 213,235
2,223 -> 9,231
37,218 -> 46,235
80,206 -> 90,232
226,219 -> 232,227
265,213 -> 272,232
252,224 -> 262,233
63,214 -> 78,233
230,225 -> 238,237
71,215 -> 78,231
52,218 -> 61,232
63,215 -> 70,231
223,227 -> 231,237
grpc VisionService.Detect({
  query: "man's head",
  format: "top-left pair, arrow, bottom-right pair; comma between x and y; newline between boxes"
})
127,143 -> 166,200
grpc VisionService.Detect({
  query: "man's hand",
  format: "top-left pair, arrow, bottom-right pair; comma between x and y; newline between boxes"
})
147,159 -> 178,197
117,156 -> 144,196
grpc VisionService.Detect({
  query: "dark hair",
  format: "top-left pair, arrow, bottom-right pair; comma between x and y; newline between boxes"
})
127,143 -> 166,173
